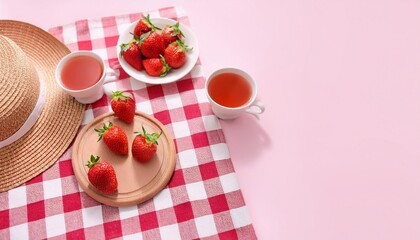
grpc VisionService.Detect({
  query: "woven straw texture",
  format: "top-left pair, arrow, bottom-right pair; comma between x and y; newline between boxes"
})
0,20 -> 85,192
0,36 -> 40,141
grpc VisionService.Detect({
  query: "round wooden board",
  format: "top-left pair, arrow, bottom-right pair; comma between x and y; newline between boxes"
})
72,112 -> 176,207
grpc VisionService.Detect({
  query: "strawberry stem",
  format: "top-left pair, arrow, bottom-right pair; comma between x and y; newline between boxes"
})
159,55 -> 171,77
120,40 -> 135,55
112,91 -> 132,101
173,40 -> 192,52
142,14 -> 161,31
86,155 -> 100,169
171,22 -> 184,38
130,32 -> 149,47
134,125 -> 162,145
94,122 -> 113,142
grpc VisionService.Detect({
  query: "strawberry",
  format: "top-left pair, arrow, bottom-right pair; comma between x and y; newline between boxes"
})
111,91 -> 135,124
95,122 -> 128,155
161,22 -> 184,46
133,14 -> 160,36
140,32 -> 166,58
120,41 -> 142,71
142,55 -> 171,77
86,155 -> 118,195
163,40 -> 190,69
132,126 -> 162,162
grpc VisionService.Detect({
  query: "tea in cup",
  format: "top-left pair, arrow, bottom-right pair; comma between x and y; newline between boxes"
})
55,51 -> 119,104
205,68 -> 265,119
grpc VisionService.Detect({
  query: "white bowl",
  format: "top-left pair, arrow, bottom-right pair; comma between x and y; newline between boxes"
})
117,17 -> 199,85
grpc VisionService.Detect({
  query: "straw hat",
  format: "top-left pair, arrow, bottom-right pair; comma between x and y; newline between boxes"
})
0,20 -> 85,192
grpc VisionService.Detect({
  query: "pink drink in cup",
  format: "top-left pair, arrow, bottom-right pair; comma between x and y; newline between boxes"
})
60,55 -> 103,90
55,51 -> 119,104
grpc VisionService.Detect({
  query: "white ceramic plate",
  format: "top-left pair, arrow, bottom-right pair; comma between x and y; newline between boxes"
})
117,18 -> 199,85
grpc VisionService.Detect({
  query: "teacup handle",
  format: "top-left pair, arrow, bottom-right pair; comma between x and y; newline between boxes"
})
245,100 -> 265,119
104,68 -> 119,84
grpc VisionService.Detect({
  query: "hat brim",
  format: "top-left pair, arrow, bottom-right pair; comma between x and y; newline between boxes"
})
0,20 -> 85,192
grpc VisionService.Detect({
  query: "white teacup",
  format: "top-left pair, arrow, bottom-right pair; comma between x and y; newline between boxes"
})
205,68 -> 265,120
55,51 -> 119,104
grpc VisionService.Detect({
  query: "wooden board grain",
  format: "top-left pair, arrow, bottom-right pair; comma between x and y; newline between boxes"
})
72,112 -> 176,207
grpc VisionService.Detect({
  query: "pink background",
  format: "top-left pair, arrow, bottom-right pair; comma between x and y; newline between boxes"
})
3,0 -> 420,239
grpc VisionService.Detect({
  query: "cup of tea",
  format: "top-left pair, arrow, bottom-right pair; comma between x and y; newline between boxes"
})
55,51 -> 119,104
205,68 -> 265,120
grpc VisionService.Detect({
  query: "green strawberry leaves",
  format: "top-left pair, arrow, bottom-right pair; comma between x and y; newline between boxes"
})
142,14 -> 161,31
94,122 -> 113,142
86,155 -> 100,169
159,55 -> 171,77
134,125 -> 162,145
112,91 -> 133,101
170,22 -> 184,38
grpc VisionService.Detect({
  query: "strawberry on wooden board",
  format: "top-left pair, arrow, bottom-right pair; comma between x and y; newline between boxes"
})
163,40 -> 190,69
120,41 -> 142,71
86,155 -> 118,195
132,126 -> 162,163
111,91 -> 135,124
142,55 -> 171,77
95,122 -> 129,155
133,14 -> 160,37
140,31 -> 166,58
161,22 -> 184,46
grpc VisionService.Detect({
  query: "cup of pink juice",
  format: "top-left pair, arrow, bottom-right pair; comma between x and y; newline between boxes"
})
55,51 -> 119,104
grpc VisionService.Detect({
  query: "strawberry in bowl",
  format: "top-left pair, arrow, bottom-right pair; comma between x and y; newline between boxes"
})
161,22 -> 184,46
164,40 -> 191,69
117,17 -> 199,85
133,14 -> 160,36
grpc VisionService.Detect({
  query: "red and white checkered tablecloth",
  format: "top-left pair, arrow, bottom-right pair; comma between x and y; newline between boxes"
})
0,6 -> 257,240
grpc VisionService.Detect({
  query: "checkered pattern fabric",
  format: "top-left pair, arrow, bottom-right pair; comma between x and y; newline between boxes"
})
0,6 -> 257,240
